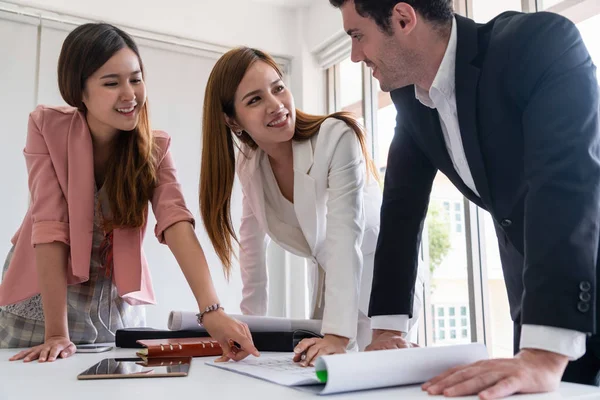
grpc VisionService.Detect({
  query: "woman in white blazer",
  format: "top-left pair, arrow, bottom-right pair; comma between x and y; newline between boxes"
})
199,47 -> 422,366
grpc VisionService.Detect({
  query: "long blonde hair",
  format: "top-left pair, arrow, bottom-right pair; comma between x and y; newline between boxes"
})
200,47 -> 379,276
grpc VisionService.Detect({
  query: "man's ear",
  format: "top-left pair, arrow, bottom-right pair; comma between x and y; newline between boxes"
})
391,3 -> 417,34
223,113 -> 243,134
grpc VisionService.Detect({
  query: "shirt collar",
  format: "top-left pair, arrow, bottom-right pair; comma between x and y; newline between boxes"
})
415,16 -> 457,108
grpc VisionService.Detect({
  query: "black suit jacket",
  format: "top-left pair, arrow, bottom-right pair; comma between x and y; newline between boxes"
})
370,11 -> 600,335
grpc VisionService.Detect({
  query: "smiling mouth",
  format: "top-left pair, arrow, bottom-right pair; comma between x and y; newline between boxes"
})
116,105 -> 137,115
267,113 -> 289,127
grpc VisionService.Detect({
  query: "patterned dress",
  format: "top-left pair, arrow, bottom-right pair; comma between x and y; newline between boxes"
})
0,187 -> 145,348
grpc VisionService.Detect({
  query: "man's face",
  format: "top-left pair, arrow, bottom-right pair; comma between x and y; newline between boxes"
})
340,0 -> 417,91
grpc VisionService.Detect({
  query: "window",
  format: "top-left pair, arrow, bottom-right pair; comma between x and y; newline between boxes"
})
433,304 -> 471,344
472,0 -> 522,22
538,0 -> 567,9
328,57 -> 365,127
480,211 -> 514,357
440,200 -> 464,235
576,12 -> 600,67
338,58 -> 364,123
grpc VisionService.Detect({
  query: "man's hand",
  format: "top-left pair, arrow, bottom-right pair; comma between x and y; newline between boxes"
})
422,348 -> 569,399
365,329 -> 418,351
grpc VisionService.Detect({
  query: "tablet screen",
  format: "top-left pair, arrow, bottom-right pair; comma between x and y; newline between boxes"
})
77,357 -> 192,380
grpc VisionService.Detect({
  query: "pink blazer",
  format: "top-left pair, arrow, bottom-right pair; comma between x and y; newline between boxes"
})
0,105 -> 194,306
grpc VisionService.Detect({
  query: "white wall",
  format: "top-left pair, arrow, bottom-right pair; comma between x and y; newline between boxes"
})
291,1 -> 345,115
303,1 -> 344,53
0,14 -> 38,261
5,0 -> 297,56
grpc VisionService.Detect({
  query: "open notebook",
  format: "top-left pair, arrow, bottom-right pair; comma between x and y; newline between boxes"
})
207,343 -> 488,395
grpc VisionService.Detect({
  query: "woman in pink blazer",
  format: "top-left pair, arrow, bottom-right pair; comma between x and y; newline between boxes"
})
0,23 -> 257,363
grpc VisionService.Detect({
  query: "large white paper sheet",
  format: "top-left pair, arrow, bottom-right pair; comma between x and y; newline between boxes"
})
207,343 -> 489,395
168,311 -> 322,333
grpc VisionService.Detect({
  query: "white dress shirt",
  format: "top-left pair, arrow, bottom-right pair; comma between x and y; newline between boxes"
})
372,16 -> 586,360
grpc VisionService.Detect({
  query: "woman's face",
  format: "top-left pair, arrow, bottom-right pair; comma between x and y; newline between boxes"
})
228,60 -> 296,148
82,47 -> 147,136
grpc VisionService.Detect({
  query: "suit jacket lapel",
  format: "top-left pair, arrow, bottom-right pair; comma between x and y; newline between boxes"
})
393,90 -> 483,206
455,14 -> 492,208
238,151 -> 269,234
66,111 -> 94,277
292,139 -> 318,253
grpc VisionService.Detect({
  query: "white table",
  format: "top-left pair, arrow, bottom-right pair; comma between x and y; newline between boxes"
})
1,347 -> 599,400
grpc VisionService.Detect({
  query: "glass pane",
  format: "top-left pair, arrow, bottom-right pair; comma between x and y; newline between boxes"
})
375,105 -> 396,176
481,211 -> 514,358
438,319 -> 445,328
461,317 -> 468,326
472,0 -> 521,23
373,76 -> 472,348
462,329 -> 469,338
450,330 -> 457,339
577,14 -> 600,68
339,57 -> 364,122
538,0 -> 567,9
460,306 -> 467,316
427,175 -> 472,345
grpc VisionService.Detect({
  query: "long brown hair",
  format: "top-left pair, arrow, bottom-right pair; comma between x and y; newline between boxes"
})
200,46 -> 379,276
58,23 -> 157,228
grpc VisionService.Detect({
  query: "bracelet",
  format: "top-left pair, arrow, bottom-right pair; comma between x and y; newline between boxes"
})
196,303 -> 224,324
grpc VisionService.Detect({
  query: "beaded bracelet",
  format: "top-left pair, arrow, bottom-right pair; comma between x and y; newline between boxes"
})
196,303 -> 224,324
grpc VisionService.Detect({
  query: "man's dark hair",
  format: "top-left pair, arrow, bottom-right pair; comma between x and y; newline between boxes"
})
329,0 -> 453,32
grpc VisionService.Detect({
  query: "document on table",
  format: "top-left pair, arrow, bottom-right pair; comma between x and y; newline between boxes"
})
207,343 -> 489,395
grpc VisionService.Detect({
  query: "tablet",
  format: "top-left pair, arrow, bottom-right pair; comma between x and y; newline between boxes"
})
76,344 -> 113,353
77,357 -> 192,380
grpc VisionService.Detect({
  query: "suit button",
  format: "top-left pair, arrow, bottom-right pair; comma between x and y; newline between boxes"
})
580,281 -> 592,292
580,292 -> 592,302
500,219 -> 512,227
578,302 -> 590,313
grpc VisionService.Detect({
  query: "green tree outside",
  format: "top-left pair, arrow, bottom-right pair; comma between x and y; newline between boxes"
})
426,201 -> 451,276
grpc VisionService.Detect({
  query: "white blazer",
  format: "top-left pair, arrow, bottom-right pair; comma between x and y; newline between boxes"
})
236,118 -> 382,340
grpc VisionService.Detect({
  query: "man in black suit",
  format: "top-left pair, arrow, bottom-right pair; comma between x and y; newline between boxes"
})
329,0 -> 599,398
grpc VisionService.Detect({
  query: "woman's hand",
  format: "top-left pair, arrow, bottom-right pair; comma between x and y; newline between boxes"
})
293,334 -> 349,367
9,336 -> 75,363
201,309 -> 260,362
